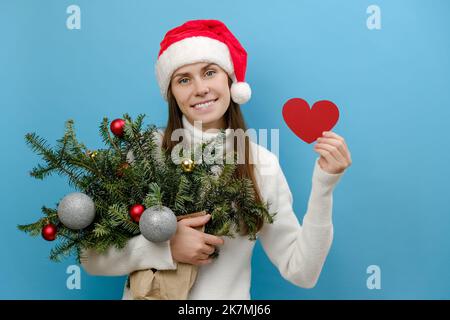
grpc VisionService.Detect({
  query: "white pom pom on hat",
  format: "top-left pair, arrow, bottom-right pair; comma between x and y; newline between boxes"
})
155,19 -> 252,105
230,82 -> 251,105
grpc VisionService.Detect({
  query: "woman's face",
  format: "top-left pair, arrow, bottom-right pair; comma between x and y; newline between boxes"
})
170,62 -> 230,131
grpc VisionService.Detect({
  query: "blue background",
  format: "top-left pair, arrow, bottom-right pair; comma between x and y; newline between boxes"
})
2,0 -> 449,299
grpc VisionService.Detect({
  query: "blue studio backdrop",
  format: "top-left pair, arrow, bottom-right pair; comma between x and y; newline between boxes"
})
2,0 -> 450,299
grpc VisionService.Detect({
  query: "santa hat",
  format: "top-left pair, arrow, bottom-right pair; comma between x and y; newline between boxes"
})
155,19 -> 251,105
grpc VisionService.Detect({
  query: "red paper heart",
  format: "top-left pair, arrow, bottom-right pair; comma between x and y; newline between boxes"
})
282,98 -> 339,144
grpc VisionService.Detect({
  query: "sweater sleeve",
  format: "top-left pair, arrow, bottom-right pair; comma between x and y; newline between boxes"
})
257,156 -> 343,288
80,234 -> 177,276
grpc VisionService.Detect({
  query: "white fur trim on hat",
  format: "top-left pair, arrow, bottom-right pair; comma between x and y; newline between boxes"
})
230,82 -> 251,104
155,36 -> 234,100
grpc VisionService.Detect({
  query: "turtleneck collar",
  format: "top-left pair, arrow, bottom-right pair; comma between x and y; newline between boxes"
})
181,115 -> 235,152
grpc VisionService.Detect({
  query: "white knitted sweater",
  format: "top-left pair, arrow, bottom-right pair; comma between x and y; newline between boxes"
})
81,116 -> 344,299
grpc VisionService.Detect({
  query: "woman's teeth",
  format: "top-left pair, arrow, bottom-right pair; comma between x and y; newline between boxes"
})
193,100 -> 215,109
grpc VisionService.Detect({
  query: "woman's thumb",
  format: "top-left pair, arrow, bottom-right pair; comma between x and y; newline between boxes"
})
183,214 -> 211,227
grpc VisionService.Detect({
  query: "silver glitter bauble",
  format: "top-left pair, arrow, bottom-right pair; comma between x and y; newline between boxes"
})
126,150 -> 135,164
57,192 -> 96,230
139,206 -> 177,242
210,165 -> 222,177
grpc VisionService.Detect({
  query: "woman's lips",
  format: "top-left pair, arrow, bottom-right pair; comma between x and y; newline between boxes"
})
191,98 -> 218,110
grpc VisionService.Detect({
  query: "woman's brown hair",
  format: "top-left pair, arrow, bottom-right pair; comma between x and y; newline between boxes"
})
161,78 -> 265,234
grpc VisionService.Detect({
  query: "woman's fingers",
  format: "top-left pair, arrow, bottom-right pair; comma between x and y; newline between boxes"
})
314,146 -> 339,167
201,244 -> 216,255
197,258 -> 213,265
196,250 -> 214,265
194,240 -> 218,265
314,133 -> 352,173
323,131 -> 344,142
322,131 -> 352,163
315,142 -> 346,164
316,137 -> 346,159
203,233 -> 224,246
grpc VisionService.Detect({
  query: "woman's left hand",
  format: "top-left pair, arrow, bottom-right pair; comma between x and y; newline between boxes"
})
313,131 -> 352,174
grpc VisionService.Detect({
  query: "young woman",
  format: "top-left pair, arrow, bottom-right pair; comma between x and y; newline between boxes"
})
81,19 -> 352,300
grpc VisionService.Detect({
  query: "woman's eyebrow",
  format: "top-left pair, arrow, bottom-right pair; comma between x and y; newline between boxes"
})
172,71 -> 190,80
201,63 -> 216,71
172,64 -> 217,80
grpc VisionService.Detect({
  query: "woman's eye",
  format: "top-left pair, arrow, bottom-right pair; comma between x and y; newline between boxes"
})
178,78 -> 189,84
205,70 -> 216,77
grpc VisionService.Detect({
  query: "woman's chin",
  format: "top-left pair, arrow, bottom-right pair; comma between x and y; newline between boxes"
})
188,112 -> 218,126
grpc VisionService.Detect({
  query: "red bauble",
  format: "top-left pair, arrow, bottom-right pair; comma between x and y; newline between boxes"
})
110,119 -> 126,137
42,223 -> 57,241
129,204 -> 145,222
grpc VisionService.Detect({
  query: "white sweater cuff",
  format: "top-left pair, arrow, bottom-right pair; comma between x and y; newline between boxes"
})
312,157 -> 344,188
81,234 -> 177,276
132,235 -> 177,271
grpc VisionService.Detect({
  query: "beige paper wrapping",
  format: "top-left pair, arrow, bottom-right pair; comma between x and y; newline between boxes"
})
128,211 -> 207,300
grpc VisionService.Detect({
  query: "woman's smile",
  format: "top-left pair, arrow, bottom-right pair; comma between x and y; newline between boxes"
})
191,98 -> 219,111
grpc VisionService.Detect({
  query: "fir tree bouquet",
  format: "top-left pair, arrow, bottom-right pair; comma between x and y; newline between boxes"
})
18,114 -> 275,299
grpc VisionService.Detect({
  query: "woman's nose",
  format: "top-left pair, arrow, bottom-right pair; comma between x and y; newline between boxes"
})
194,79 -> 210,96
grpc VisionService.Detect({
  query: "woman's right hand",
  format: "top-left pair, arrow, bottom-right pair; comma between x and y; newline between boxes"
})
169,214 -> 224,266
